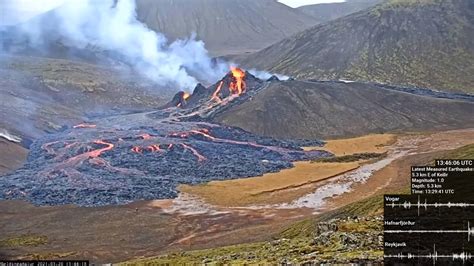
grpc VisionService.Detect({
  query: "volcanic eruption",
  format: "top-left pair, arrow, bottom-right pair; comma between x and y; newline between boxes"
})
0,70 -> 331,207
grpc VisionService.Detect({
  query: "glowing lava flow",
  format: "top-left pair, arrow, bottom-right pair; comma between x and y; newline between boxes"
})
131,146 -> 143,153
212,81 -> 224,102
42,139 -> 117,177
170,128 -> 291,154
88,140 -> 114,158
229,67 -> 246,95
183,92 -> 191,101
181,143 -> 206,162
211,67 -> 246,102
146,144 -> 161,152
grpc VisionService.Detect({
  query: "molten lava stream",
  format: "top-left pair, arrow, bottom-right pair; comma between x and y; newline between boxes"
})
183,92 -> 191,101
147,144 -> 162,152
131,146 -> 143,153
230,67 -> 246,95
181,143 -> 206,162
172,128 -> 293,154
212,81 -> 224,102
61,140 -> 114,167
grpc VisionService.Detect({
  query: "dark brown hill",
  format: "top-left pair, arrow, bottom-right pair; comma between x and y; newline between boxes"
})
213,79 -> 474,139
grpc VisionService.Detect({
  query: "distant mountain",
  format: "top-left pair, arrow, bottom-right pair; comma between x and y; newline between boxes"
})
298,0 -> 383,23
236,0 -> 474,93
135,0 -> 319,56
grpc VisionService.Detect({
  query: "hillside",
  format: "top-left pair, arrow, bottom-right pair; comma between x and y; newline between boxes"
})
212,79 -> 474,139
0,139 -> 27,174
135,0 -> 318,56
298,0 -> 383,23
0,55 -> 173,143
237,0 -> 474,93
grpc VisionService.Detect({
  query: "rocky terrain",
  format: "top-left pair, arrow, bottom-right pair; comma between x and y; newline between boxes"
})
236,0 -> 474,93
135,0 -> 318,56
126,215 -> 384,265
0,120 -> 327,206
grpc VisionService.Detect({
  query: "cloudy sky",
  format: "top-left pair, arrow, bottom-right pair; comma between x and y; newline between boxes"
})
278,0 -> 345,8
0,0 -> 345,25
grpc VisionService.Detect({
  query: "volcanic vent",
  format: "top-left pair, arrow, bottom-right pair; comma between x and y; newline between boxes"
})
0,68 -> 331,206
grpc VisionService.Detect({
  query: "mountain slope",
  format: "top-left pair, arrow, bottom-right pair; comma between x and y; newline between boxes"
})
135,0 -> 318,56
0,55 -> 173,142
298,0 -> 383,23
237,0 -> 474,93
212,80 -> 474,139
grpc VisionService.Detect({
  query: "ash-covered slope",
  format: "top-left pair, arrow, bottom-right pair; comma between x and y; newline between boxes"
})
0,55 -> 173,143
0,139 -> 27,174
298,0 -> 383,23
237,0 -> 474,93
135,0 -> 318,56
211,80 -> 474,139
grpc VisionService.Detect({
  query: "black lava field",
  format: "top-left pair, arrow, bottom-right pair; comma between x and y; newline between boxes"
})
0,70 -> 330,206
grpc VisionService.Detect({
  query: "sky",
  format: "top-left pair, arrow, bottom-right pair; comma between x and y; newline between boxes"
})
278,0 -> 345,8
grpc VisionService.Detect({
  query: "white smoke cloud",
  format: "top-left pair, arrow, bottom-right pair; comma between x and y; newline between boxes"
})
5,0 -> 229,91
248,69 -> 289,81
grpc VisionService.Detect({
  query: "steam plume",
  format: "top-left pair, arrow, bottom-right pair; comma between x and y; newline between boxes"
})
2,0 -> 229,91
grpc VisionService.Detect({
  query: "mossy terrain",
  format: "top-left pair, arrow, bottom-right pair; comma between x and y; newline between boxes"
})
123,193 -> 392,265
442,143 -> 474,159
239,0 -> 474,93
311,152 -> 386,163
0,235 -> 48,248
122,143 -> 473,265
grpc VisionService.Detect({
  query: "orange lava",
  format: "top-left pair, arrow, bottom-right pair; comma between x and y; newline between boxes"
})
131,146 -> 143,153
229,67 -> 246,95
190,129 -> 217,141
89,140 -> 114,158
181,143 -> 206,162
147,144 -> 161,152
183,92 -> 191,101
212,81 -> 224,102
